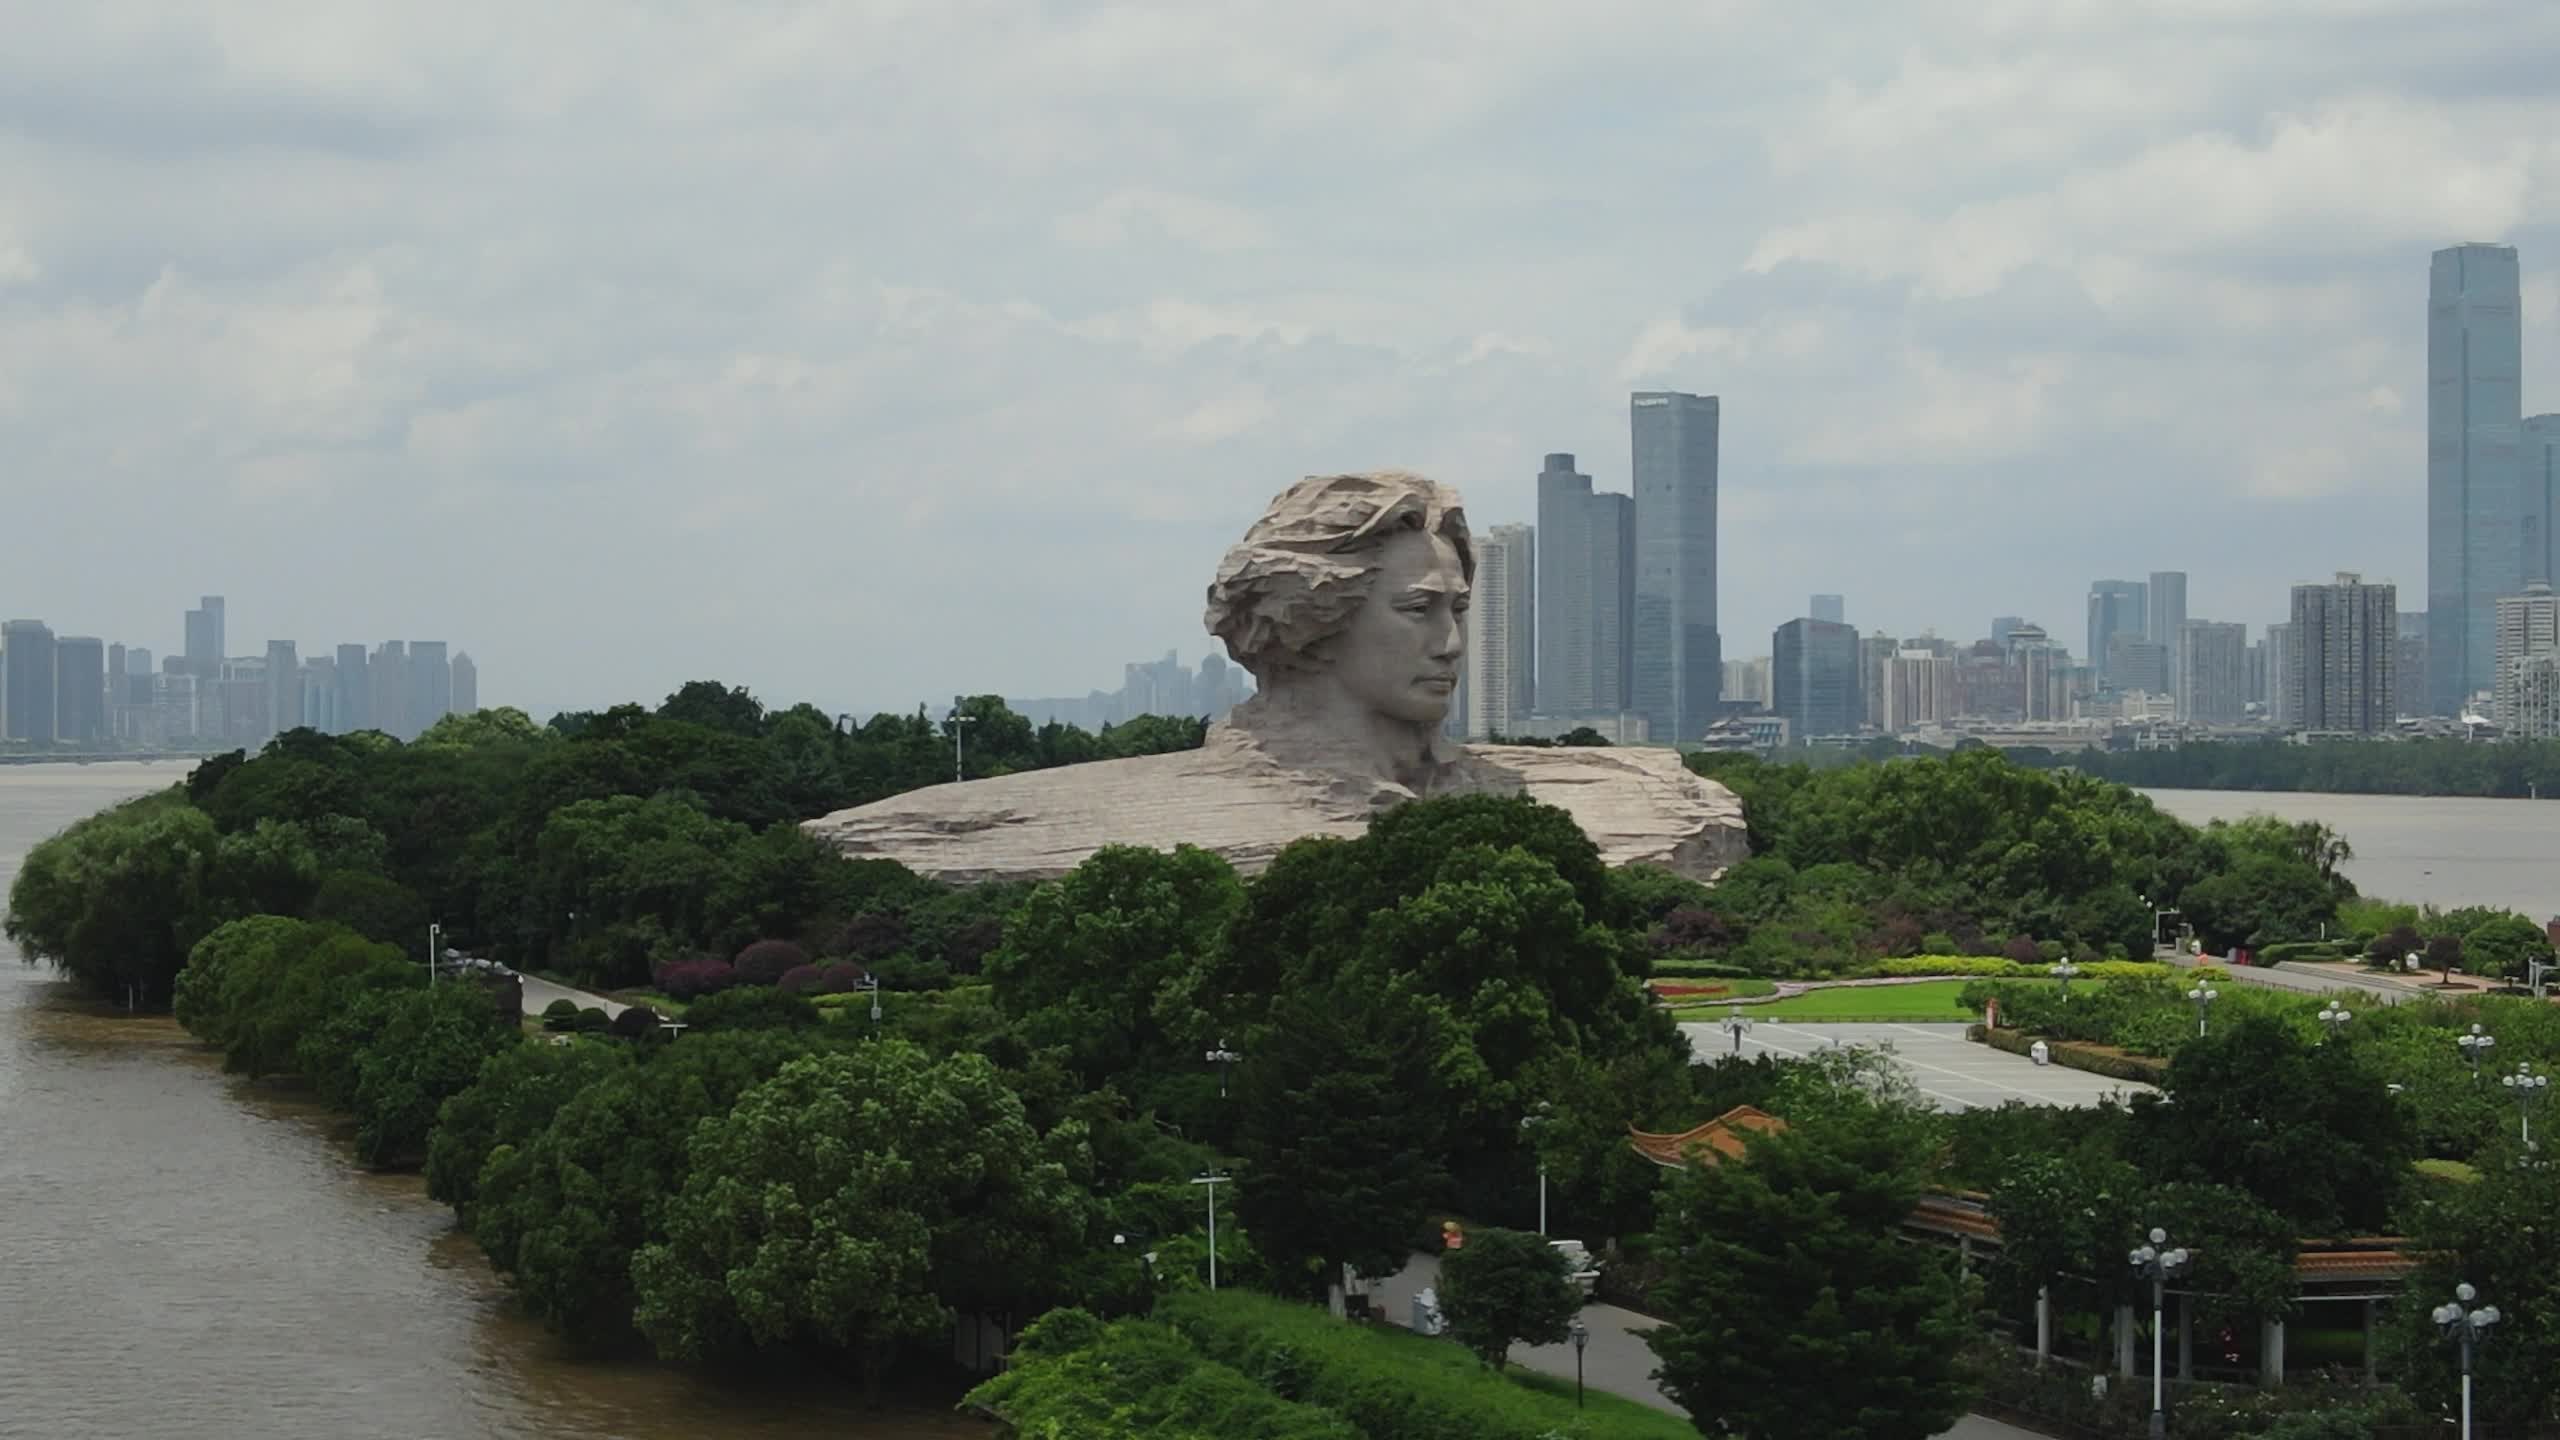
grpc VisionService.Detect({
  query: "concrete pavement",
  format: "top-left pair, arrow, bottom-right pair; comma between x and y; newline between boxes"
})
1366,1253 -> 2037,1439
1681,1020 -> 2152,1112
516,973 -> 629,1020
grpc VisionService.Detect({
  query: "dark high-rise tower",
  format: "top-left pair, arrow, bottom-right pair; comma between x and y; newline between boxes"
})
184,596 -> 225,669
1533,452 -> 1637,717
2428,243 -> 2527,715
2087,580 -> 2146,686
1630,391 -> 1720,744
3,620 -> 58,742
52,636 -> 106,743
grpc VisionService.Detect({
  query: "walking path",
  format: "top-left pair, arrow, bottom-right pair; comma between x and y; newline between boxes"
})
515,973 -> 629,1020
1367,1253 -> 2037,1439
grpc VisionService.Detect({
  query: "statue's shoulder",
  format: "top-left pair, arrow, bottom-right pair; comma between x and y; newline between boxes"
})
1459,744 -> 1746,879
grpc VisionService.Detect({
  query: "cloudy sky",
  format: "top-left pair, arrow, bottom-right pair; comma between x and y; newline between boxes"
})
7,1 -> 2559,720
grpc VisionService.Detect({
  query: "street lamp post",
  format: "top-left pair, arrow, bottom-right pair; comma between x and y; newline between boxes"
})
856,974 -> 883,1029
1189,1170 -> 1230,1291
1113,1232 -> 1159,1294
2533,956 -> 2555,1001
2433,1282 -> 2501,1440
1204,1038 -> 1243,1098
1569,1318 -> 1589,1409
2317,1004 -> 2352,1042
2128,1226 -> 2190,1440
427,921 -> 441,988
2504,1062 -> 2551,1147
1720,1004 -> 1753,1056
2054,959 -> 2082,1002
2460,1023 -> 2497,1081
2186,984 -> 2218,1037
950,712 -> 976,784
1520,1101 -> 1553,1236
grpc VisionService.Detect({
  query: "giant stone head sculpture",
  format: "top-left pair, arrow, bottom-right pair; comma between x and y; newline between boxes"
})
1204,471 -> 1475,728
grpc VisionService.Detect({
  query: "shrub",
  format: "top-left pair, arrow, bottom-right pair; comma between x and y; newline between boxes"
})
732,939 -> 808,986
679,986 -> 819,1033
574,1006 -> 611,1033
607,1005 -> 663,1039
817,961 -> 870,994
1651,906 -> 1739,955
1871,955 -> 2038,978
653,956 -> 736,1001
1971,1025 -> 2166,1084
827,912 -> 909,962
776,963 -> 826,996
2000,935 -> 2042,965
540,997 -> 581,1032
1651,957 -> 1762,979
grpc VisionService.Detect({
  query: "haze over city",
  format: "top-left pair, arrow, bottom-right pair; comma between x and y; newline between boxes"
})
6,3 -> 2560,720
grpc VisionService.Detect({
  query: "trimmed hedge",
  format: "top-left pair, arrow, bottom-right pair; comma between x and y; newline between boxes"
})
1157,1289 -> 1696,1440
1648,957 -> 1761,979
2255,940 -> 2356,966
1970,1023 -> 2165,1084
1867,956 -> 2175,981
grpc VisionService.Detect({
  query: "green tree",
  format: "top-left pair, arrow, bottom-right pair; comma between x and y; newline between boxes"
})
2127,1013 -> 2413,1233
2179,853 -> 2340,952
1645,1109 -> 1973,1440
1229,981 -> 1451,1300
348,984 -> 517,1166
2464,914 -> 2556,984
629,1044 -> 1088,1395
986,844 -> 1243,1096
5,793 -> 220,1006
2385,1152 -> 2560,1427
415,706 -> 549,750
308,869 -> 431,950
1436,1225 -> 1578,1370
424,1037 -> 633,1218
656,680 -> 766,737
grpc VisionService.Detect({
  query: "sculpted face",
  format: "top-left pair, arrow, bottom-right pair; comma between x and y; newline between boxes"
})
1318,528 -> 1469,725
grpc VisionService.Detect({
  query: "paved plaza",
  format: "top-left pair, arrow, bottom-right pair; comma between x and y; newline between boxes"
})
1677,1019 -> 2154,1111
1367,1253 -> 2038,1439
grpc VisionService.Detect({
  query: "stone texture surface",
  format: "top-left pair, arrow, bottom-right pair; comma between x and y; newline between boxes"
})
803,720 -> 1748,886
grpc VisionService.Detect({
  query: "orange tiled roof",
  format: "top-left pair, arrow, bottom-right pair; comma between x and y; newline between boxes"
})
1628,1105 -> 1788,1169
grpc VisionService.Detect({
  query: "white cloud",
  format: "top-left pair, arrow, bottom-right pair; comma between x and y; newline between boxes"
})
3,0 -> 2558,711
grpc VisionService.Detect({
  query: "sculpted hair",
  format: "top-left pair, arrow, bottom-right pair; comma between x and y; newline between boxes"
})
1204,470 -> 1474,680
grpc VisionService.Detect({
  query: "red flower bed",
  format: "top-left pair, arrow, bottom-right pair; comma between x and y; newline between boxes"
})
1647,981 -> 1732,1000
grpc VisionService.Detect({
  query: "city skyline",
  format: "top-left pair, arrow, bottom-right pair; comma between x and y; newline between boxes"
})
5,7 -> 2557,720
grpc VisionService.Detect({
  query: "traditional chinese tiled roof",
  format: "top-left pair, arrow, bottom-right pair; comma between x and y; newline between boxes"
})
1627,1105 -> 1788,1169
1901,1193 -> 2419,1280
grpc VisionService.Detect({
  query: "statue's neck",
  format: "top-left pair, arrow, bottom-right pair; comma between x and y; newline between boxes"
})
1225,681 -> 1457,792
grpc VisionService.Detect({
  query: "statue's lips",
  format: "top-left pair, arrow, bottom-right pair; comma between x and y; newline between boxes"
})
1417,675 -> 1457,690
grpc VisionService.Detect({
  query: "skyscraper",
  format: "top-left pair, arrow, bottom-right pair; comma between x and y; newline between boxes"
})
2146,571 -> 2188,703
52,636 -> 105,743
265,640 -> 300,738
335,644 -> 369,732
1810,594 -> 1845,625
2529,412 -> 2560,582
370,641 -> 408,739
2428,244 -> 2528,715
451,651 -> 479,715
2395,613 -> 2430,722
2292,573 -> 2398,733
1465,524 -> 1535,739
2087,580 -> 2147,686
1990,616 -> 2028,648
1535,454 -> 1594,717
1591,493 -> 1634,714
3,620 -> 57,743
2265,623 -> 2299,728
1631,391 -> 1720,744
2177,621 -> 2247,723
1772,618 -> 1861,738
184,596 -> 225,670
2494,582 -> 2560,733
408,641 -> 452,736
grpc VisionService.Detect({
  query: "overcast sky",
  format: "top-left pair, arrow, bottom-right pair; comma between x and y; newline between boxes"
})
7,2 -> 2559,720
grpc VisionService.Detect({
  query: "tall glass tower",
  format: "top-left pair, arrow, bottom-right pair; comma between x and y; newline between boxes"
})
1630,391 -> 1720,745
2428,243 -> 2525,716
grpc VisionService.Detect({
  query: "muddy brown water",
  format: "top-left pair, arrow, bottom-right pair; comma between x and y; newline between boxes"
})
0,763 -> 991,1439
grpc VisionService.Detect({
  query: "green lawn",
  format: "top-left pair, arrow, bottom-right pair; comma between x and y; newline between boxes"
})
1676,978 -> 2053,1024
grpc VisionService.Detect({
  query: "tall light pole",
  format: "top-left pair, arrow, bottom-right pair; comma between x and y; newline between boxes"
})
2317,1004 -> 2351,1042
950,711 -> 976,784
1189,1169 -> 1230,1290
1204,1038 -> 1243,1098
2054,959 -> 2082,1002
2128,1226 -> 2189,1440
427,921 -> 441,988
1520,1101 -> 1553,1236
2433,1282 -> 2501,1440
2504,1062 -> 2550,1148
2460,1023 -> 2497,1081
856,973 -> 882,1029
1720,1004 -> 1753,1056
2186,984 -> 2217,1037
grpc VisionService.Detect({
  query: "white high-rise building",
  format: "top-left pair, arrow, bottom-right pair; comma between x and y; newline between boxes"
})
1464,523 -> 1535,739
2177,621 -> 2248,723
2494,582 -> 2560,735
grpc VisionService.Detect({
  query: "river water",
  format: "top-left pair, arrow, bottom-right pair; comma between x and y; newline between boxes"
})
0,764 -> 987,1440
2141,787 -> 2560,917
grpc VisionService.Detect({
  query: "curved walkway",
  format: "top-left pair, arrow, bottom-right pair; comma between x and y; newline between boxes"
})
515,973 -> 629,1020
